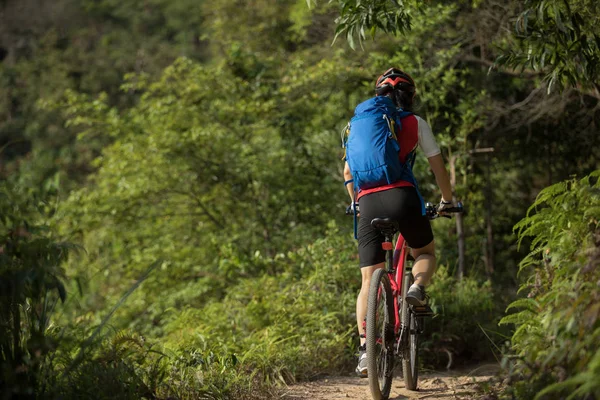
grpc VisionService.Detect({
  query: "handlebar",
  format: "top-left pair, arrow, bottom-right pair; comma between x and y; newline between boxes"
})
425,201 -> 464,219
345,201 -> 465,219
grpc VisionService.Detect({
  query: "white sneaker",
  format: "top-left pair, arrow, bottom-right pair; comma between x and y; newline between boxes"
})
355,345 -> 368,377
405,283 -> 426,307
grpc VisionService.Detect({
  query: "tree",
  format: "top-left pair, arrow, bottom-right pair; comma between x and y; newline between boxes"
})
317,0 -> 600,92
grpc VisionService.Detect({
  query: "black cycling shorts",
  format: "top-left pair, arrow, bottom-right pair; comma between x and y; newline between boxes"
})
357,187 -> 433,268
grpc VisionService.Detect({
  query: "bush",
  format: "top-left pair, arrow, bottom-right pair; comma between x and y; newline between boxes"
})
423,265 -> 497,368
500,171 -> 600,400
161,222 -> 360,388
0,182 -> 72,398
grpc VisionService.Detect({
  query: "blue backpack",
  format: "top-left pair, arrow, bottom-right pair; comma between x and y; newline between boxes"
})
343,96 -> 412,192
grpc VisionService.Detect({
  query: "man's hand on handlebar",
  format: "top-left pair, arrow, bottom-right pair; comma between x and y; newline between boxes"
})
345,202 -> 360,216
437,198 -> 455,216
426,201 -> 464,219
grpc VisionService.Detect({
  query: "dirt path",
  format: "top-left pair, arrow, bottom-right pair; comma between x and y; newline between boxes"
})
281,364 -> 500,399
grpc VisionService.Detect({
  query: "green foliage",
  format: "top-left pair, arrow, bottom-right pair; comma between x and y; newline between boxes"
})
500,171 -> 600,399
0,179 -> 271,399
0,181 -> 73,397
43,329 -> 277,400
326,0 -> 418,49
498,0 -> 600,93
322,0 -> 600,92
0,0 -> 208,188
52,53 -> 361,337
4,0 -> 600,397
424,265 -> 498,367
38,224 -> 357,399
161,224 -> 359,384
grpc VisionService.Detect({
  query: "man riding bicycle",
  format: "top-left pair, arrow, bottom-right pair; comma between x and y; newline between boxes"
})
342,67 -> 455,377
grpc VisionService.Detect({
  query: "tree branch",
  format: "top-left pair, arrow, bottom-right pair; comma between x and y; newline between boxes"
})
460,55 -> 544,78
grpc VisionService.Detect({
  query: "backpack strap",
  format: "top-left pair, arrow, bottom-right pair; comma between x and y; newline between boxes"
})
388,109 -> 413,144
383,114 -> 397,141
398,110 -> 413,119
353,197 -> 358,240
340,122 -> 351,160
384,109 -> 413,141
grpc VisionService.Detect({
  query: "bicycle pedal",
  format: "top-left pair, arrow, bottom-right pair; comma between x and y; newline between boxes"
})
411,304 -> 434,316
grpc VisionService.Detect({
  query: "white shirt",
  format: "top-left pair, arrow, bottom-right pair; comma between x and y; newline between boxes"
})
416,116 -> 441,158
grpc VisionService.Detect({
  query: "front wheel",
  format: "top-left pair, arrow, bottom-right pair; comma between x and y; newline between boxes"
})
400,272 -> 419,390
366,268 -> 395,400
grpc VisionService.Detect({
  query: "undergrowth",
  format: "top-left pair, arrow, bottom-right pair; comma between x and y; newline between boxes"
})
2,176 -> 506,399
161,223 -> 360,386
500,170 -> 600,400
424,265 -> 497,369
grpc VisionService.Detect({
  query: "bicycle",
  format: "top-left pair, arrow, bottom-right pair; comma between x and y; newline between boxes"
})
363,202 -> 464,400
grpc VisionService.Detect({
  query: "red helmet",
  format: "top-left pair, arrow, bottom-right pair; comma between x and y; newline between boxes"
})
375,68 -> 415,96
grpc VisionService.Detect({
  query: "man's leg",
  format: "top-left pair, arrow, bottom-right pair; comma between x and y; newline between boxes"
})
356,262 -> 385,346
406,240 -> 436,306
355,262 -> 384,377
411,240 -> 436,285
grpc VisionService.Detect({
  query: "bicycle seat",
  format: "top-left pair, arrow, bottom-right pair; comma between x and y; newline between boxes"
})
371,218 -> 399,236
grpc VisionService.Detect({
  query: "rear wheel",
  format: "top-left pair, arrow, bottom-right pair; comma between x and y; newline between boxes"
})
400,271 -> 419,390
366,268 -> 395,400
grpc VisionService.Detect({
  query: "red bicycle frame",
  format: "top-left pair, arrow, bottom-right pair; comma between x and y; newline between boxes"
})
387,234 -> 409,336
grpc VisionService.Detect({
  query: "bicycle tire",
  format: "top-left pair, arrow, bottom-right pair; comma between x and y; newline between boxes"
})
400,271 -> 419,390
366,268 -> 395,400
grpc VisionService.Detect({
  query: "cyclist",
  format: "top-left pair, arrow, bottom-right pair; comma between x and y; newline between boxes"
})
343,68 -> 455,377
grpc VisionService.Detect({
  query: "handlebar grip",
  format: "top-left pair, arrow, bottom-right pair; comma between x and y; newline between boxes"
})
442,203 -> 464,214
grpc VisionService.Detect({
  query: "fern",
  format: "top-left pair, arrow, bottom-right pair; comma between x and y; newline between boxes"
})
504,298 -> 540,313
503,170 -> 600,399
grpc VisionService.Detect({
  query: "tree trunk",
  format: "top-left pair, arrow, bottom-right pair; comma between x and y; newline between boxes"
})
484,153 -> 494,277
449,155 -> 465,280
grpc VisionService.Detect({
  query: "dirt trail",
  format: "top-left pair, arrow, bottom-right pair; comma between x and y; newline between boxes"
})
281,364 -> 500,399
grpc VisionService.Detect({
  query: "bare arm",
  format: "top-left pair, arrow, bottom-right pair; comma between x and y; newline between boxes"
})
343,162 -> 355,202
427,154 -> 453,202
